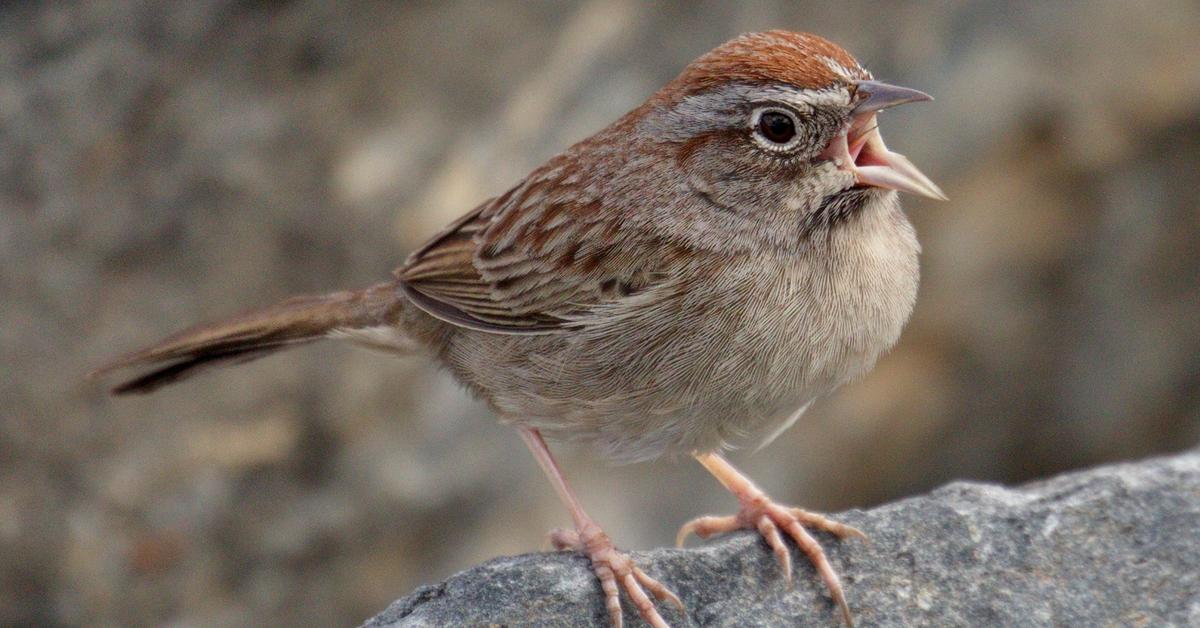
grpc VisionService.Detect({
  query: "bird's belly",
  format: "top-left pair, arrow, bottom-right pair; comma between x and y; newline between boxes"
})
452,207 -> 920,462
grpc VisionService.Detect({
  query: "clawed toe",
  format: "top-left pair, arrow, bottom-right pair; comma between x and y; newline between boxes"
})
789,507 -> 868,541
558,523 -> 683,628
677,501 -> 859,627
547,527 -> 579,551
675,514 -> 740,547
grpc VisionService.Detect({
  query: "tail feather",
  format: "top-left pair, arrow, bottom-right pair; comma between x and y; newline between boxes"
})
91,282 -> 405,395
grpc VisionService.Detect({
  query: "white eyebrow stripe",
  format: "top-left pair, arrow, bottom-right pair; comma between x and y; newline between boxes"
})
647,83 -> 854,140
759,85 -> 852,111
820,55 -> 871,82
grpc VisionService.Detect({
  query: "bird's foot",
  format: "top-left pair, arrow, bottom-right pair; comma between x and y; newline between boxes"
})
676,496 -> 865,626
550,522 -> 683,628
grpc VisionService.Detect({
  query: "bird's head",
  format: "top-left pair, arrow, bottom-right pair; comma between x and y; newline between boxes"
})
635,31 -> 944,245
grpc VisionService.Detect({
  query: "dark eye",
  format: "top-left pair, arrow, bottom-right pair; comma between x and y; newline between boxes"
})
757,110 -> 797,144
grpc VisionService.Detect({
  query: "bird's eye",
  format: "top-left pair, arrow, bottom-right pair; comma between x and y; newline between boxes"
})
756,110 -> 797,144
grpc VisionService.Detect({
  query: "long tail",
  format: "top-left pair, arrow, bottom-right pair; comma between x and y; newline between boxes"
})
90,282 -> 407,395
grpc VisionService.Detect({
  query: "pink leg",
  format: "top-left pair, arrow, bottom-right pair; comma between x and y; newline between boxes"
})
518,427 -> 683,628
678,452 -> 865,626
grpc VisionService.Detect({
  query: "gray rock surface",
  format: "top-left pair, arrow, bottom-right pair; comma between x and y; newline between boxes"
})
363,450 -> 1200,627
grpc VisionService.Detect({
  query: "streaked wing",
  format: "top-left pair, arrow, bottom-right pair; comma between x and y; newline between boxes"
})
397,161 -> 660,334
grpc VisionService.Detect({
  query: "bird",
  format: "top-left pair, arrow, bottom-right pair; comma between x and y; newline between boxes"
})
92,30 -> 945,627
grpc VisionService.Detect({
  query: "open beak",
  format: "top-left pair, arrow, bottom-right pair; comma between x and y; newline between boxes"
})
820,80 -> 947,201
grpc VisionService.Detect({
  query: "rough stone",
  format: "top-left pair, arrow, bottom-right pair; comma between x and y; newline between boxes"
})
362,450 -> 1200,627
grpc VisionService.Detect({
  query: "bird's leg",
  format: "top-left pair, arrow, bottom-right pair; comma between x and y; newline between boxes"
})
677,451 -> 865,626
518,427 -> 683,628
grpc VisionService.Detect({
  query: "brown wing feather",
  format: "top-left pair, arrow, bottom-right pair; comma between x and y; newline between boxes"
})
397,159 -> 660,334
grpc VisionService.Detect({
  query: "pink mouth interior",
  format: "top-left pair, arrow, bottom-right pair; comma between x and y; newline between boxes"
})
820,110 -> 947,201
847,115 -> 887,169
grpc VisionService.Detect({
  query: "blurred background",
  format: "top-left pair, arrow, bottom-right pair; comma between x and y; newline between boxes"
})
2,1 -> 1198,625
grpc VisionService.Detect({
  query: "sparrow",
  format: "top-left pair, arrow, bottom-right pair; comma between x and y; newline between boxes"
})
93,30 -> 946,627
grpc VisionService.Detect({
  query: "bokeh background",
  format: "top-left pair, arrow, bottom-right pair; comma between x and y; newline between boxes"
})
3,1 -> 1198,625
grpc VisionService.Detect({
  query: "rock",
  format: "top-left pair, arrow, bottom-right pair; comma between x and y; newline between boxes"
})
362,450 -> 1200,627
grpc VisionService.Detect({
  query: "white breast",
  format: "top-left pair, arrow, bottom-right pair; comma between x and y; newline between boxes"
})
713,198 -> 921,449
